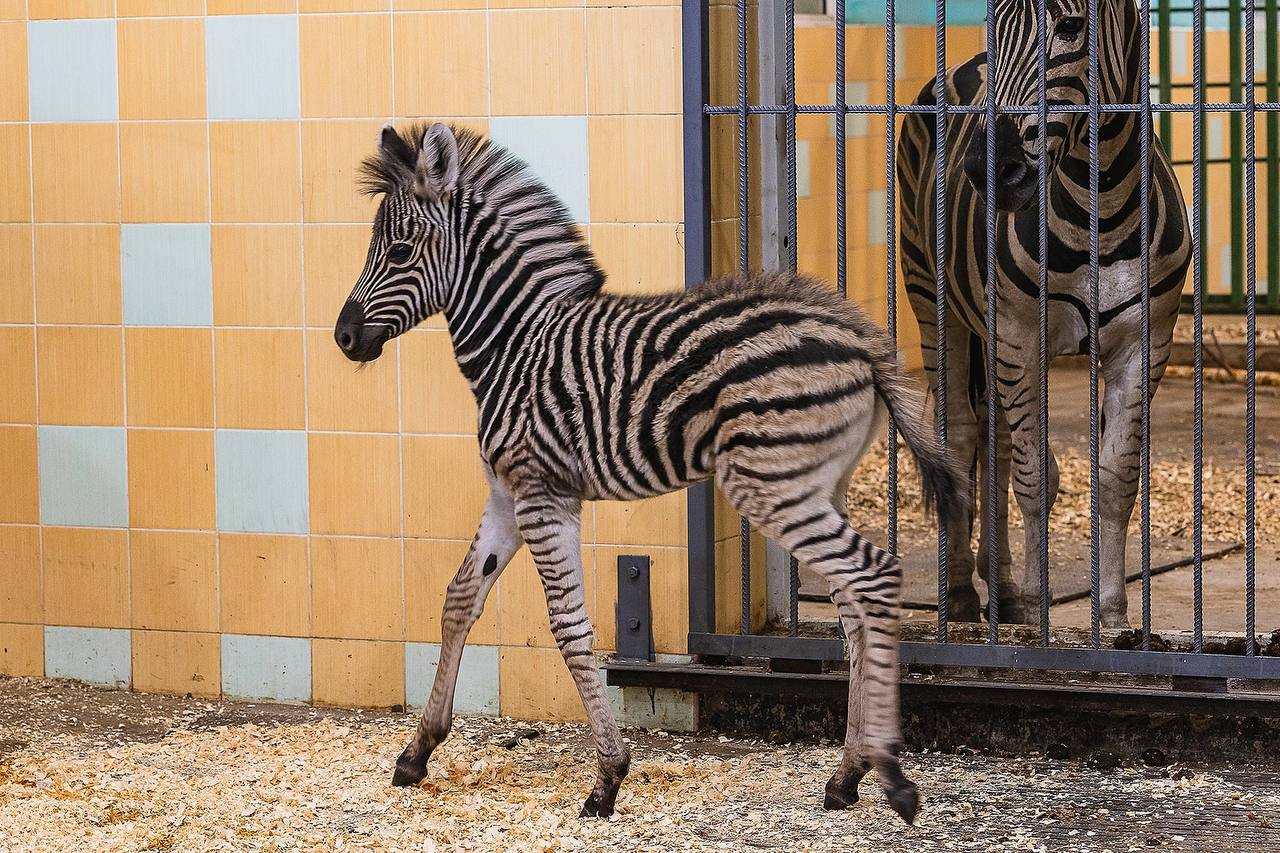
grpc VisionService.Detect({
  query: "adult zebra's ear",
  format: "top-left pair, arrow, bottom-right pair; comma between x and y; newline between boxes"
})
414,123 -> 460,204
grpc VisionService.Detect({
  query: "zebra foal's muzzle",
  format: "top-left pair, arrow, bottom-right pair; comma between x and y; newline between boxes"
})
335,300 -> 391,363
963,114 -> 1038,213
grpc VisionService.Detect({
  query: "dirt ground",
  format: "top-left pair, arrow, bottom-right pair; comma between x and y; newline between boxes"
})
1,677 -> 1278,852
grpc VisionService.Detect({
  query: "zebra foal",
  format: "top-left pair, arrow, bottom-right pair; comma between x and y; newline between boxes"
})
334,123 -> 966,822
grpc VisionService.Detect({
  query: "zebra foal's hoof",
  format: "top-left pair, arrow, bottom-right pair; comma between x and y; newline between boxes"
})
886,782 -> 920,825
579,793 -> 615,818
391,745 -> 430,787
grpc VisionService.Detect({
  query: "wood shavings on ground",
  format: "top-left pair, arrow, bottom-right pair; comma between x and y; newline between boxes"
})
2,677 -> 1278,852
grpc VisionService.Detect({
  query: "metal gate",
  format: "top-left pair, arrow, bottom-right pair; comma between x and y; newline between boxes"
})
675,0 -> 1280,684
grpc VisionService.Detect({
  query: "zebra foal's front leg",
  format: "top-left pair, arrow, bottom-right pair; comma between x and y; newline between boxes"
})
515,493 -> 630,818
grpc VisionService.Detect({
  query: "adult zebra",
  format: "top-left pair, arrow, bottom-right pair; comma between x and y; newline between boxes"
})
897,0 -> 1191,626
335,123 -> 967,822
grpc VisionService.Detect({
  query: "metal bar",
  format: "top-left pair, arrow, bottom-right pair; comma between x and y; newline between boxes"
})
1192,0 -> 1206,653
1140,0 -> 1154,651
1268,0 -> 1279,309
1036,0 -> 1050,648
884,0 -> 898,556
985,0 -> 1000,645
1086,0 -> 1102,651
1245,0 -> 1258,656
704,101 -> 1280,115
1230,0 -> 1245,307
934,0 -> 950,645
682,0 -> 716,639
1158,0 -> 1173,155
736,0 -> 751,637
787,0 -> 799,639
615,556 -> 654,662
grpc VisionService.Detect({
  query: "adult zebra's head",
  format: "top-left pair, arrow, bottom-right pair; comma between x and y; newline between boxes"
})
335,123 -> 461,362
963,1 -> 1136,212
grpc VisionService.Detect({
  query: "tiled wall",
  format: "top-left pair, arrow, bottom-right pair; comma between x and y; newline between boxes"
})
0,0 -> 689,720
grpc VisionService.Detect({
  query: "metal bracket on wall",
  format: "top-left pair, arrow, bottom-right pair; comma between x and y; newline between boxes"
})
616,555 -> 654,662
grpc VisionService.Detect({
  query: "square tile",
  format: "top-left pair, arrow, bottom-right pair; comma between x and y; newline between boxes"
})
121,224 -> 213,326
209,0 -> 296,12
404,538 -> 497,645
302,0 -> 388,9
496,550 -> 556,649
302,224 -> 370,325
489,10 -> 586,116
206,14 -> 300,120
31,123 -> 119,223
212,225 -> 303,326
588,116 -> 682,222
0,427 -> 39,523
594,545 -> 686,653
586,6 -> 679,115
402,436 -> 486,539
37,326 -> 123,425
28,1 -> 113,16
311,536 -> 403,640
594,491 -> 685,547
120,122 -> 210,223
307,433 -> 401,536
0,623 -> 43,677
393,12 -> 488,117
306,329 -> 399,432
395,0 -> 485,8
117,17 -> 205,120
118,0 -> 204,13
42,527 -> 129,628
0,124 -> 31,222
499,645 -> 585,722
210,122 -> 301,223
127,429 -> 216,530
215,429 -> 310,534
405,643 -> 498,715
219,533 -> 309,636
300,14 -> 390,118
0,226 -> 33,322
44,625 -> 130,687
129,530 -> 218,632
27,19 -> 117,121
400,331 -> 476,435
0,526 -> 40,623
132,630 -> 220,698
301,120 -> 382,223
0,327 -> 36,423
34,225 -> 121,324
215,329 -> 306,429
592,223 -> 682,296
0,23 -> 28,121
489,117 -> 590,223
221,634 -> 312,703
312,638 -> 404,708
124,328 -> 214,427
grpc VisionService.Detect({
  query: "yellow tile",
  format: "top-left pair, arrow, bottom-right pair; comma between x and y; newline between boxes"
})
121,122 -> 210,223
594,491 -> 684,548
132,630 -> 220,698
208,0 -> 295,11
0,526 -> 40,623
497,550 -> 560,650
311,536 -> 402,640
393,12 -> 489,117
399,330 -> 476,435
403,538 -> 497,644
119,0 -> 204,13
489,10 -> 586,116
0,1 -> 22,18
42,527 -> 130,628
308,433 -> 402,536
0,623 -> 42,677
499,645 -> 585,722
130,531 -> 218,633
300,14 -> 391,118
312,638 -> 404,708
395,0 -> 484,8
303,224 -> 370,326
127,429 -> 216,530
31,123 -> 119,222
0,23 -> 27,121
37,326 -> 123,425
491,0 -> 583,8
118,18 -> 205,120
215,329 -> 305,429
28,0 -> 113,17
302,0 -> 388,9
302,120 -> 383,223
402,436 -> 486,539
0,428 -> 38,524
125,328 -> 213,428
592,223 -> 682,295
588,116 -> 682,222
211,225 -> 303,327
0,327 -> 36,424
306,329 -> 399,432
0,226 -> 33,323
0,124 -> 31,223
592,545 -> 686,653
586,7 -> 679,115
210,122 -> 301,223
34,225 -> 121,324
219,533 -> 310,637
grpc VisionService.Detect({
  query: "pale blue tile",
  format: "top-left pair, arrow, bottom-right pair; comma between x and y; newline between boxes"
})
405,643 -> 498,716
867,189 -> 887,247
38,426 -> 127,528
45,626 -> 130,687
121,225 -> 213,327
221,634 -> 311,704
795,140 -> 811,200
28,20 -> 118,122
205,15 -> 300,120
215,430 -> 308,534
489,117 -> 590,223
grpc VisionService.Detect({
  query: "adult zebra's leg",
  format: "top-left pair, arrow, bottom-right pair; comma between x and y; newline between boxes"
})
1096,354 -> 1150,627
393,471 -> 521,787
975,402 -> 1018,621
515,493 -> 629,818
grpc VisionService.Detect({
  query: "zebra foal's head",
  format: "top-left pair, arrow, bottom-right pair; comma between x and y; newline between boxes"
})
335,123 -> 461,362
963,0 -> 1134,212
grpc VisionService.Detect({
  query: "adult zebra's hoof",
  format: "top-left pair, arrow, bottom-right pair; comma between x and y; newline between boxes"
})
885,781 -> 920,825
579,793 -> 615,818
822,777 -> 861,811
391,745 -> 430,787
996,596 -> 1033,625
948,587 -> 982,623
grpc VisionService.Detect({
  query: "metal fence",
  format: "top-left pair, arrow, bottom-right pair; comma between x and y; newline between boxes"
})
678,0 -> 1280,683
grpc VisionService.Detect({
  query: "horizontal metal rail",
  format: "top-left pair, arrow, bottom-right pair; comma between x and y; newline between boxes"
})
706,101 -> 1280,115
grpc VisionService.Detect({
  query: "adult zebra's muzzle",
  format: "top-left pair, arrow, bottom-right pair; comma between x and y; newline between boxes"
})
963,114 -> 1038,213
334,301 -> 391,363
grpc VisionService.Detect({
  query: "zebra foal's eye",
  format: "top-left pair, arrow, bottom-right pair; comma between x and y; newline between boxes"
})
1054,16 -> 1085,39
388,243 -> 413,263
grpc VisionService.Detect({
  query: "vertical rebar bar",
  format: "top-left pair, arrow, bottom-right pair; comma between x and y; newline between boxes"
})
737,0 -> 751,636
934,0 -> 950,644
787,0 -> 800,639
1037,0 -> 1051,648
986,0 -> 1000,645
1140,0 -> 1153,651
885,0 -> 899,557
1267,0 -> 1279,310
1088,0 -> 1102,651
1245,0 -> 1259,656
1192,0 -> 1205,654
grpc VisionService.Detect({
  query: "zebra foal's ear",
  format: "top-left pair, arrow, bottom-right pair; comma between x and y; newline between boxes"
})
379,124 -> 417,171
414,123 -> 460,204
